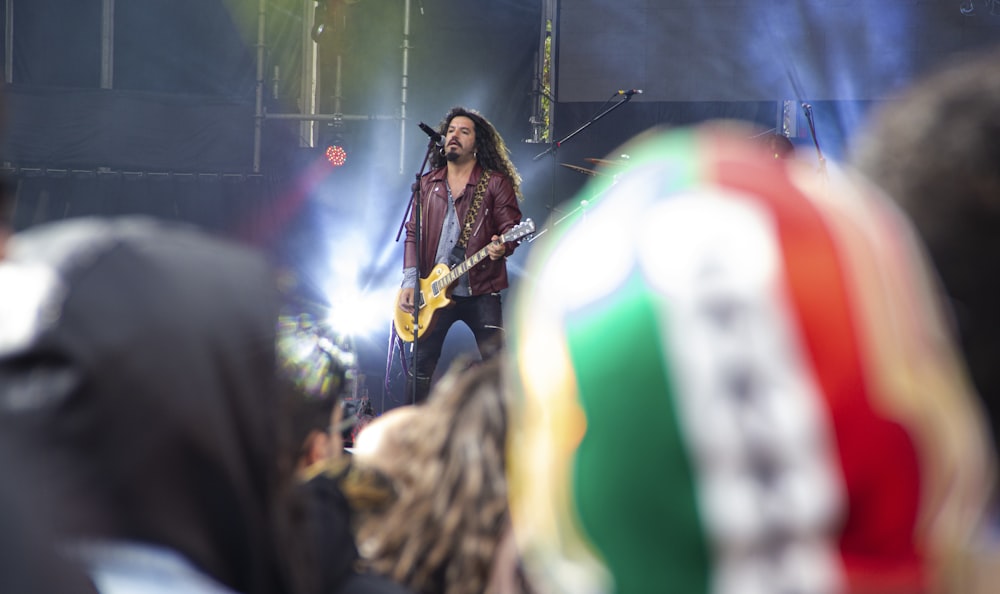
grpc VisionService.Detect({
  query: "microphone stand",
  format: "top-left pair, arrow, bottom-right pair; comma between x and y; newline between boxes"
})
530,91 -> 635,236
801,103 -> 827,177
532,92 -> 635,162
394,129 -> 440,406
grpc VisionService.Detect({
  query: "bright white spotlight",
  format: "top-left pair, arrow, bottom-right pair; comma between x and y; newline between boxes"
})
320,232 -> 399,341
325,284 -> 397,341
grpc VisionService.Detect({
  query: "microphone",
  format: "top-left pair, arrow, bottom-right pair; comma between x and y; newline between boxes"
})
618,89 -> 643,97
418,122 -> 444,146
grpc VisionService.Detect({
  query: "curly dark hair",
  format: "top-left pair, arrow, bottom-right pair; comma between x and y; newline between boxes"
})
353,358 -> 511,594
430,106 -> 523,200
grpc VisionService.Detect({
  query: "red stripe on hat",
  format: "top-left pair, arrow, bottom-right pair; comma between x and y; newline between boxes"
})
707,136 -> 925,592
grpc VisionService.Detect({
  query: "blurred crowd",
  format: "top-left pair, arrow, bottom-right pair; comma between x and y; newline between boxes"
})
4,46 -> 1000,594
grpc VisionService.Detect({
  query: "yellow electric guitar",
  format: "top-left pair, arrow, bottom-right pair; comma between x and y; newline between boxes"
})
393,219 -> 535,342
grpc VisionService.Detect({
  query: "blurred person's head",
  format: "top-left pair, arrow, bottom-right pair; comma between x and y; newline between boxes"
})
850,46 -> 1000,458
352,358 -> 511,594
505,123 -> 996,593
0,216 -> 298,594
277,314 -> 355,472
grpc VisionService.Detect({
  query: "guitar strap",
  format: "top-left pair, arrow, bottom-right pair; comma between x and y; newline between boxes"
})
450,169 -> 491,264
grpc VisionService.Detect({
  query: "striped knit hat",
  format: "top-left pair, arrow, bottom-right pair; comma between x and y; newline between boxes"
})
505,124 -> 996,594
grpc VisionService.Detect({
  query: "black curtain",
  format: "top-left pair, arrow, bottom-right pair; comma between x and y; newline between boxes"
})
1,0 -> 309,249
8,171 -> 287,248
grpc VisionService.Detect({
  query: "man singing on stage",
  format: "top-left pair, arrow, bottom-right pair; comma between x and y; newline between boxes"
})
397,106 -> 524,404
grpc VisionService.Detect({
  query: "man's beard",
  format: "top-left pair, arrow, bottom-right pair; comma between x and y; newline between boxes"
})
445,150 -> 460,163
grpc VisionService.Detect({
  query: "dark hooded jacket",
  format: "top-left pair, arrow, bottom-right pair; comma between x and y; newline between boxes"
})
0,217 -> 295,594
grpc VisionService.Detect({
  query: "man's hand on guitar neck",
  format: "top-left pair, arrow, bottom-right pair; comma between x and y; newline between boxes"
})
399,287 -> 415,314
487,235 -> 505,261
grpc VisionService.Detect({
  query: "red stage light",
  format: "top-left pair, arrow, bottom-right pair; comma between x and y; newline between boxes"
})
324,145 -> 347,167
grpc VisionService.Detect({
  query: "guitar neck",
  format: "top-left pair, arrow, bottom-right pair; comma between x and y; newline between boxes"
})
440,244 -> 493,288
428,220 -> 532,294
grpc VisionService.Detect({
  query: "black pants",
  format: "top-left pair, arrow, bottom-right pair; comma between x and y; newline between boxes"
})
405,292 -> 504,404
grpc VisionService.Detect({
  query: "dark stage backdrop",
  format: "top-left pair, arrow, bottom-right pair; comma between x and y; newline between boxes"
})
544,0 -> 1000,202
6,0 -> 997,236
0,0 -> 542,242
557,0 -> 1000,102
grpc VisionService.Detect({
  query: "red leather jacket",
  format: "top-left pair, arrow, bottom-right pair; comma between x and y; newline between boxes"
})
404,163 -> 523,294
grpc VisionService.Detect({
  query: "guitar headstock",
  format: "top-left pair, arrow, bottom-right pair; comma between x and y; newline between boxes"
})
502,218 -> 536,244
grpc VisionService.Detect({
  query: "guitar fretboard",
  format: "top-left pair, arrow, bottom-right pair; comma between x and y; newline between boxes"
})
425,220 -> 533,296
432,243 -> 494,294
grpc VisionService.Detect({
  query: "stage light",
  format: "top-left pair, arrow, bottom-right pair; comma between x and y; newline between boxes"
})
311,0 -> 329,43
320,122 -> 349,168
311,21 -> 326,43
320,239 -> 398,342
324,284 -> 397,341
324,144 -> 347,167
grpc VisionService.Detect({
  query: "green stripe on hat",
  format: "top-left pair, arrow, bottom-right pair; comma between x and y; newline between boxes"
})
566,271 -> 710,594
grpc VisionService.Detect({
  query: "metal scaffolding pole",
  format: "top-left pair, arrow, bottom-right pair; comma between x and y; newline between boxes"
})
253,0 -> 266,172
399,0 -> 412,175
543,0 -> 557,143
527,0 -> 554,144
266,113 -> 401,121
301,0 -> 320,148
100,0 -> 114,89
4,0 -> 13,84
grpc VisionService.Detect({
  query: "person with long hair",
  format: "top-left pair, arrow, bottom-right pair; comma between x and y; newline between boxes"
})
351,359 -> 514,594
397,107 -> 525,404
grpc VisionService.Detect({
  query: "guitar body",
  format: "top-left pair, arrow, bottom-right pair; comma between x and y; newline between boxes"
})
392,219 -> 535,343
393,263 -> 453,342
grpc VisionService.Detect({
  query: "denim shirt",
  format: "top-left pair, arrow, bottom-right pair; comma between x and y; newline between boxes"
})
403,181 -> 472,297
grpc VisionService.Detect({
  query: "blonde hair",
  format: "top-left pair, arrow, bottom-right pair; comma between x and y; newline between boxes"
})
354,358 -> 510,594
